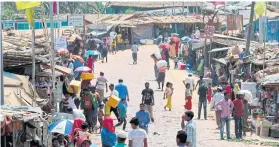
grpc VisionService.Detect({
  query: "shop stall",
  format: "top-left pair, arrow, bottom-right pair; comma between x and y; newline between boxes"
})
0,105 -> 49,147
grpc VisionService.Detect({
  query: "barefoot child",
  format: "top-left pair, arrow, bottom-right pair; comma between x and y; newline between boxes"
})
184,83 -> 192,111
98,104 -> 105,133
164,82 -> 173,111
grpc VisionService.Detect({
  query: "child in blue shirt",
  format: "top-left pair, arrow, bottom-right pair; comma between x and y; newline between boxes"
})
114,99 -> 127,130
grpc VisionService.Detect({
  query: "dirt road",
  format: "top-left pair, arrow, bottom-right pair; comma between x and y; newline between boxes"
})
91,45 -> 278,147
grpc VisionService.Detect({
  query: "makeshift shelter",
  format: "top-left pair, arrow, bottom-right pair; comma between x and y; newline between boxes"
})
0,105 -> 48,147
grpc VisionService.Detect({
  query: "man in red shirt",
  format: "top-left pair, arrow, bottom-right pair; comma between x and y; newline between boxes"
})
233,91 -> 244,139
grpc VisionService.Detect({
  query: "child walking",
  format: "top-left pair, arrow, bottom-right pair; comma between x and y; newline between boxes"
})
114,99 -> 127,130
164,82 -> 173,111
174,56 -> 179,69
184,83 -> 192,111
97,104 -> 105,133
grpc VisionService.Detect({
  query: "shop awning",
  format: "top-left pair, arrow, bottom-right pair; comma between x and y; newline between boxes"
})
208,47 -> 229,53
118,24 -> 137,28
212,58 -> 227,65
43,64 -> 72,75
262,73 -> 279,86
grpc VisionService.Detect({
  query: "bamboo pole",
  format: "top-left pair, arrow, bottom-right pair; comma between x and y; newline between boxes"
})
0,2 -> 4,105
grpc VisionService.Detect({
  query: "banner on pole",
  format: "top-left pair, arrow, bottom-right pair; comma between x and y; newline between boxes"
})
55,37 -> 67,50
67,15 -> 84,27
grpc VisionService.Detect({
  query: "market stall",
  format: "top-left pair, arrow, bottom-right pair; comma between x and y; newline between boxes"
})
250,75 -> 279,138
0,105 -> 49,147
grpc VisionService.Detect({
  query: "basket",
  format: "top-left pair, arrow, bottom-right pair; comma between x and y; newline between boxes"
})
81,73 -> 94,80
107,95 -> 120,108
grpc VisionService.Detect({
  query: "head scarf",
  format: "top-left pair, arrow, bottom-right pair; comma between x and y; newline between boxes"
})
233,83 -> 241,96
76,136 -> 91,147
70,118 -> 85,142
102,117 -> 115,133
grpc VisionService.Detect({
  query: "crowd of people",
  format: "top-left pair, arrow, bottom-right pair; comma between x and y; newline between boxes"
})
50,30 -> 252,147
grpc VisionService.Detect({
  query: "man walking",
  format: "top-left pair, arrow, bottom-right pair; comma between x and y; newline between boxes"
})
215,92 -> 234,140
115,79 -> 129,102
233,91 -> 244,139
136,104 -> 151,133
96,72 -> 108,102
131,42 -> 139,64
197,82 -> 208,120
128,117 -> 148,147
142,82 -> 155,122
210,87 -> 224,129
181,111 -> 196,147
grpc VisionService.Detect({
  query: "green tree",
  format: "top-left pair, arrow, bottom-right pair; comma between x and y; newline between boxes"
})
2,2 -> 17,20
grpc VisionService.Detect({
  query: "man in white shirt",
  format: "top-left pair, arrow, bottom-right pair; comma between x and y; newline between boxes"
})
131,42 -> 139,64
107,83 -> 120,122
210,87 -> 224,129
96,72 -> 108,102
128,117 -> 148,147
183,74 -> 195,95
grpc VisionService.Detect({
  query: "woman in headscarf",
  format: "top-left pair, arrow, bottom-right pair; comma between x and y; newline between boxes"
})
101,117 -> 117,147
70,118 -> 85,143
76,137 -> 92,147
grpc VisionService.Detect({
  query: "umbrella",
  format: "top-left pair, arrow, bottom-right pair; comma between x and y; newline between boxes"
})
71,55 -> 85,63
73,109 -> 86,120
189,39 -> 201,43
86,50 -> 101,56
170,37 -> 180,43
57,49 -> 69,55
159,43 -> 170,49
238,90 -> 252,104
48,119 -> 73,135
181,36 -> 192,43
74,66 -> 92,72
92,38 -> 103,44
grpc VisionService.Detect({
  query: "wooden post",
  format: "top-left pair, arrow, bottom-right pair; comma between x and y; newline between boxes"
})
12,121 -> 16,147
245,2 -> 255,56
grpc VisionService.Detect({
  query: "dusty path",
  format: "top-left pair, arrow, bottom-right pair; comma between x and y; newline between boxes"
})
91,45 -> 278,147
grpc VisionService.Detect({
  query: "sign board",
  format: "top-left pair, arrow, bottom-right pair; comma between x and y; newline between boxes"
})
3,22 -> 15,29
55,37 -> 67,50
67,15 -> 84,27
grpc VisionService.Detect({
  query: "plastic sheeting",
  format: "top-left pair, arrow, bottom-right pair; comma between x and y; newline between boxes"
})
132,24 -> 154,41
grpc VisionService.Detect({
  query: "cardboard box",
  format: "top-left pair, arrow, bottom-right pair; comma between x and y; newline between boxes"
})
68,80 -> 81,93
